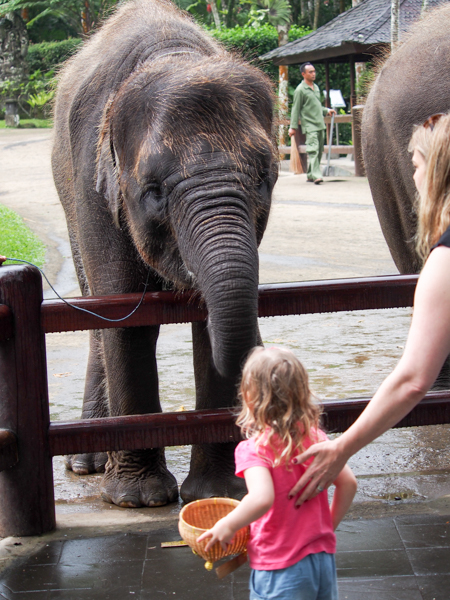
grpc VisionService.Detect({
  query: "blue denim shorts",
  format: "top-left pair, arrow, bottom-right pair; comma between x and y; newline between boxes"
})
249,552 -> 338,600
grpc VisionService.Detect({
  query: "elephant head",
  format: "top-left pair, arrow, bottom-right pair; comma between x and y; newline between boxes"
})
96,54 -> 278,378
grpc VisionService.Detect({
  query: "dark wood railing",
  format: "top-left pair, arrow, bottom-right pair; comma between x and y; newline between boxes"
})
1,264 -> 450,537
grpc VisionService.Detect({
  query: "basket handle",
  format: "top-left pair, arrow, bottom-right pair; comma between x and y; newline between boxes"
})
215,551 -> 248,579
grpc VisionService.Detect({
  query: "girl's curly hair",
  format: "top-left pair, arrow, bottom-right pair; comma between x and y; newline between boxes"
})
236,346 -> 322,467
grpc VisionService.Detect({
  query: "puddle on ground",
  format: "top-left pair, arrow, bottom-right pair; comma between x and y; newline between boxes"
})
46,307 -> 450,508
371,490 -> 420,501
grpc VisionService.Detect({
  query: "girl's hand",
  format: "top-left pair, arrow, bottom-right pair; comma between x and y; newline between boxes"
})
289,439 -> 347,506
197,517 -> 236,552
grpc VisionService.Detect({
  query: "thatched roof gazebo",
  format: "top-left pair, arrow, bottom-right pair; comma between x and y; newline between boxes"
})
260,0 -> 447,107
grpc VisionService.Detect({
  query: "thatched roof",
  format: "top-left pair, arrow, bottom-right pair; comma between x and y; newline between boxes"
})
260,0 -> 448,65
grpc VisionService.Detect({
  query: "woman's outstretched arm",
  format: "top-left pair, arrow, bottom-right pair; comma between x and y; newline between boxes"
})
289,246 -> 450,505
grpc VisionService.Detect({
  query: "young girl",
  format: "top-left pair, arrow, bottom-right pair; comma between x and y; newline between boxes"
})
198,346 -> 357,600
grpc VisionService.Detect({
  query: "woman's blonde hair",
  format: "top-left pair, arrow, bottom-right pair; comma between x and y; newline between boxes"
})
236,346 -> 321,467
409,112 -> 450,260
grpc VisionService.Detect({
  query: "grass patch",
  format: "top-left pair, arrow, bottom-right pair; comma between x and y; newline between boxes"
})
0,118 -> 53,129
0,204 -> 46,267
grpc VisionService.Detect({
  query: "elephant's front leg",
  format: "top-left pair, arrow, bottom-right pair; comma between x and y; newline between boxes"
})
64,329 -> 108,474
180,321 -> 247,503
99,325 -> 178,508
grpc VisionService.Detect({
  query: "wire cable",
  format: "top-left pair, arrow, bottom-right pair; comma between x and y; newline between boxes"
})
2,257 -> 151,323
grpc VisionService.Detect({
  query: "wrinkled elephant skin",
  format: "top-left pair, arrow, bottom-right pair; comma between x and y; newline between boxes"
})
362,4 -> 450,275
362,4 -> 450,389
51,0 -> 278,507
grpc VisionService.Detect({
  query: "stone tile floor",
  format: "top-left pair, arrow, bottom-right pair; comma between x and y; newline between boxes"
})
0,513 -> 449,599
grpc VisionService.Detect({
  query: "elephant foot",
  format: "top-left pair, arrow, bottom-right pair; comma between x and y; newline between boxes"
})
180,443 -> 247,504
64,452 -> 107,475
100,448 -> 178,508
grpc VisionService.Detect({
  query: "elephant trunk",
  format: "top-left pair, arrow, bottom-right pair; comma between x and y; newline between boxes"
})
174,190 -> 259,378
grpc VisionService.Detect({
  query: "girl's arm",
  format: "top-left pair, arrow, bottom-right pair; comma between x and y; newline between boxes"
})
289,246 -> 450,505
330,465 -> 357,530
197,466 -> 274,551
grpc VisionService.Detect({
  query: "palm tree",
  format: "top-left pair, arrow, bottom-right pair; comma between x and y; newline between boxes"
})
0,0 -> 117,36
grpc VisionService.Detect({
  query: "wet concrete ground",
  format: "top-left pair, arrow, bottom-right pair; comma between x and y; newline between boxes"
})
1,129 -> 450,597
1,510 -> 450,598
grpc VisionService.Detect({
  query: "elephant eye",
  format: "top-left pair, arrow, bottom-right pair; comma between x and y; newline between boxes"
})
141,181 -> 162,201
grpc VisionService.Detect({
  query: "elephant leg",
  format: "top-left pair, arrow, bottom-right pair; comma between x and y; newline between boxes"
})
99,325 -> 178,508
64,329 -> 108,474
180,321 -> 247,503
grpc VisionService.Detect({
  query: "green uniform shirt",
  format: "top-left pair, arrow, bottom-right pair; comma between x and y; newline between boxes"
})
290,80 -> 329,133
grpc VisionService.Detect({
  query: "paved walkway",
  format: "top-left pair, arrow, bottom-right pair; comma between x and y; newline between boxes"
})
1,508 -> 449,599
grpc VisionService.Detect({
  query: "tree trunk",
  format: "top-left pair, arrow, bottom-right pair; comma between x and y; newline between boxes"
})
391,0 -> 399,50
225,0 -> 235,27
277,24 -> 290,151
210,0 -> 221,29
313,0 -> 320,29
340,0 -> 345,12
301,0 -> 306,19
81,1 -> 92,35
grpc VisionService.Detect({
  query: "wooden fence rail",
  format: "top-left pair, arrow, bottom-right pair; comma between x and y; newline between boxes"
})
1,264 -> 449,537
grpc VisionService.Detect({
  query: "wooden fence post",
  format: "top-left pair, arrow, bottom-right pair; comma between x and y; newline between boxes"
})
0,265 -> 55,536
352,105 -> 366,177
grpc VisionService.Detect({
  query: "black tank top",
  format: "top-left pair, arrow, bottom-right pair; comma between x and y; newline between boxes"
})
431,226 -> 450,251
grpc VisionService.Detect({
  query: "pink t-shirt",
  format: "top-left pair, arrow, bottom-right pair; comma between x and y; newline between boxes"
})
235,429 -> 336,571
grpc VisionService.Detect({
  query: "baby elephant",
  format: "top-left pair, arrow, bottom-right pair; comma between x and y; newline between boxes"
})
51,0 -> 278,507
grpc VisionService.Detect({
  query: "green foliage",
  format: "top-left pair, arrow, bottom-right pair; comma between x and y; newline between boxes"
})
26,38 -> 83,73
246,0 -> 291,29
0,117 -> 52,127
0,0 -> 117,36
356,63 -> 375,103
291,0 -> 353,29
0,68 -> 55,117
26,89 -> 54,117
211,23 -> 309,80
0,204 -> 46,267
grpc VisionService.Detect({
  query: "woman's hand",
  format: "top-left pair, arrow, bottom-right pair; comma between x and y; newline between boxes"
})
289,439 -> 348,506
197,517 -> 235,552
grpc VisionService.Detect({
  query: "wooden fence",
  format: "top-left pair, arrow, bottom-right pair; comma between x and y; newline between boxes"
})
1,264 -> 450,536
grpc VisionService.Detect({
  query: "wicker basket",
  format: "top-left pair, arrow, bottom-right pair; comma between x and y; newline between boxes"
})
179,498 -> 250,570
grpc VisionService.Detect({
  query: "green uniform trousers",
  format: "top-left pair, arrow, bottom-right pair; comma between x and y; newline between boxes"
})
306,129 -> 325,181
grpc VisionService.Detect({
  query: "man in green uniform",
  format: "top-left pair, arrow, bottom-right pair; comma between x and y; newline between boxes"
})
289,62 -> 335,184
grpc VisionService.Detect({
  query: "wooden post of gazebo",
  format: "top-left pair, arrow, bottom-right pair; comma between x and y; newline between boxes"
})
324,60 -> 331,145
349,56 -> 356,108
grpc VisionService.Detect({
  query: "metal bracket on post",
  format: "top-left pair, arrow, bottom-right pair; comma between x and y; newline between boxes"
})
0,265 -> 55,536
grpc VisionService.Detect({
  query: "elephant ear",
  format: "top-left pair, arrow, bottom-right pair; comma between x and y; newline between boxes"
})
96,97 -> 122,228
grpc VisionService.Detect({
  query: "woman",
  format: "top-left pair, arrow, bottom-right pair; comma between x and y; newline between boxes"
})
288,112 -> 450,505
